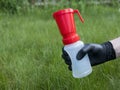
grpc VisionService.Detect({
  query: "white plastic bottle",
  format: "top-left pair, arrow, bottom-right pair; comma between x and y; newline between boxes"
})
64,41 -> 92,78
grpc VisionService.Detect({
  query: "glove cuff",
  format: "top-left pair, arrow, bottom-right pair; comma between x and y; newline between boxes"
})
102,41 -> 116,61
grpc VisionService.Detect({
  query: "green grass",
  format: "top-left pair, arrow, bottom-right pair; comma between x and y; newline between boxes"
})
0,6 -> 120,90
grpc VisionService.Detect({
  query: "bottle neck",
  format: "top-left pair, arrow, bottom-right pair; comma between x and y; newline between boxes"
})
63,33 -> 80,45
64,41 -> 84,48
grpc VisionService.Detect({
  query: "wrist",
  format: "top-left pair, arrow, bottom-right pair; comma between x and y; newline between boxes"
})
110,37 -> 120,58
102,41 -> 116,61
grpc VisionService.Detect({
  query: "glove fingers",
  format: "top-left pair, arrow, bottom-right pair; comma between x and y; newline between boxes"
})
62,54 -> 72,65
62,48 -> 72,71
62,48 -> 72,65
68,65 -> 72,71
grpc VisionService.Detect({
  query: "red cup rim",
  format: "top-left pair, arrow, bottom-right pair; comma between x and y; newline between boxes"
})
53,8 -> 74,18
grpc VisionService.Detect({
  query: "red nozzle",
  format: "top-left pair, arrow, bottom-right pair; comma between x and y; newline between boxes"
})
53,8 -> 84,45
73,10 -> 84,23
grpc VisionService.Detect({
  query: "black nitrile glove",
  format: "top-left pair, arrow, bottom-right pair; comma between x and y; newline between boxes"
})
62,41 -> 116,71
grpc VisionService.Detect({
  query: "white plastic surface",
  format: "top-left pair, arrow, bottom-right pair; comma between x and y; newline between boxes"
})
64,41 -> 92,78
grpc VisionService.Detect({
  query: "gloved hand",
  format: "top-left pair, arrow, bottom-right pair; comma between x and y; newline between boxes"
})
62,42 -> 116,71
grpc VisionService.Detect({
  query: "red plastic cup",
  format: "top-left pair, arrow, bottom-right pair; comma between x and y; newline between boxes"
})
53,8 -> 84,45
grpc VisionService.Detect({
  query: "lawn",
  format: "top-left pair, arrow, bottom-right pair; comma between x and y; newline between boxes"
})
0,6 -> 120,90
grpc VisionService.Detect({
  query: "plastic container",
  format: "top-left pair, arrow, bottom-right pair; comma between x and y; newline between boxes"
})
64,41 -> 92,78
53,8 -> 92,78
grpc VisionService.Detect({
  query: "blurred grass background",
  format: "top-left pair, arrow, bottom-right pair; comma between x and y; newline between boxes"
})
0,0 -> 120,90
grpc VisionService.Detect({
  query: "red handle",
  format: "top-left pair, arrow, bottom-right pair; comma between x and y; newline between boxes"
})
74,10 -> 84,23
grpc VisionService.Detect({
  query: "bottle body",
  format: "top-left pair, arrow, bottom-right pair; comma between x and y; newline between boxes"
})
64,41 -> 92,78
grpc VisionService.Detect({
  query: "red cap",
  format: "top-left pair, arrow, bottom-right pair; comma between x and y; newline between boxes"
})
53,8 -> 84,45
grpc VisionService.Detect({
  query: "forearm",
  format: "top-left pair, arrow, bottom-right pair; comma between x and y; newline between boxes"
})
110,37 -> 120,58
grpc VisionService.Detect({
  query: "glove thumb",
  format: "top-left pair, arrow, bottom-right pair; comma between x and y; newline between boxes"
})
77,44 -> 95,60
